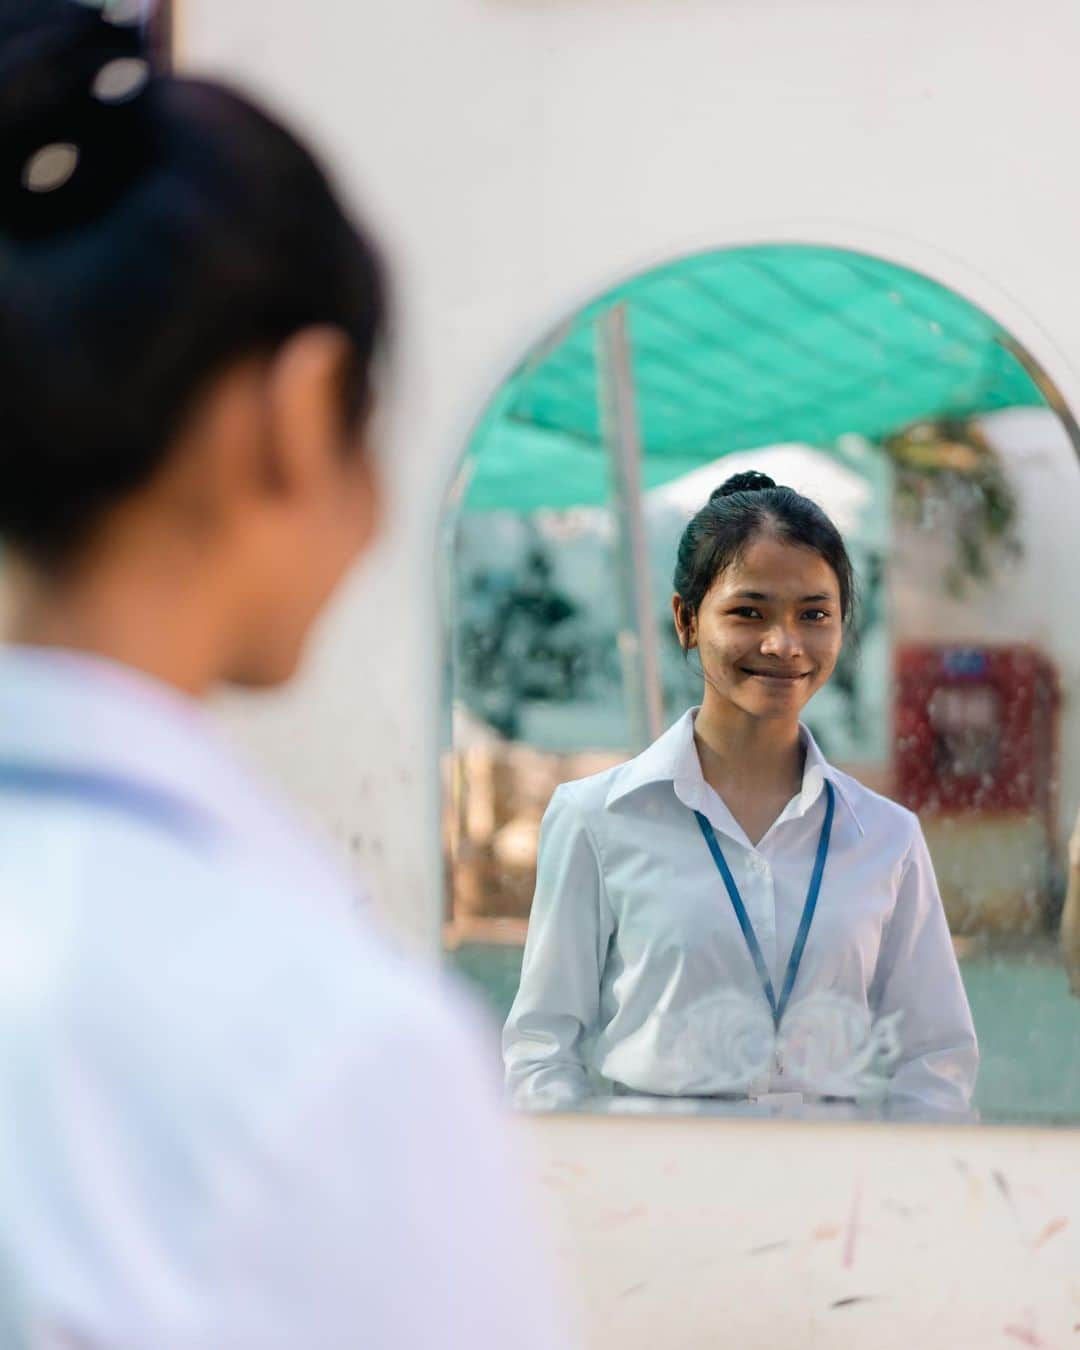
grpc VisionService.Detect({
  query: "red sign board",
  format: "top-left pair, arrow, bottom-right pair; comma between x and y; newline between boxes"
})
894,644 -> 1058,829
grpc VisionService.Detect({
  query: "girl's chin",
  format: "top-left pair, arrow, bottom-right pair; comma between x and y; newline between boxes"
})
741,678 -> 811,698
731,682 -> 814,716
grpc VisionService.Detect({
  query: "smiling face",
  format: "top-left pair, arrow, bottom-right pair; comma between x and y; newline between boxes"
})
673,530 -> 844,725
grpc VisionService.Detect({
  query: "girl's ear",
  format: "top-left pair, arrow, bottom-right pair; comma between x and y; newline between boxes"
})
671,595 -> 696,650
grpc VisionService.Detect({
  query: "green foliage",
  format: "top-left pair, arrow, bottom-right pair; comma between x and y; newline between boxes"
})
884,418 -> 1021,596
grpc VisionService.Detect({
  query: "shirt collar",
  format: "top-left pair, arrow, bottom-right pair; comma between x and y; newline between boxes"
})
604,708 -> 699,808
0,644 -> 306,851
605,706 -> 865,837
795,721 -> 865,835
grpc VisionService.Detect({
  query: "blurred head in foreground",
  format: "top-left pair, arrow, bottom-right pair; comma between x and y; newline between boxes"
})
0,0 -> 387,691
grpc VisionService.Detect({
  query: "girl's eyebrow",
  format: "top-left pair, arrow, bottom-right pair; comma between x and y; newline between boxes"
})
731,589 -> 834,603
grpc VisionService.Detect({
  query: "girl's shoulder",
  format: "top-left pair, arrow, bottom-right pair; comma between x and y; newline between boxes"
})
544,761 -> 627,819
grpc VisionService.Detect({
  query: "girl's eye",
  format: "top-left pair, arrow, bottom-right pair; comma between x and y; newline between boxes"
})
729,607 -> 762,619
803,609 -> 830,622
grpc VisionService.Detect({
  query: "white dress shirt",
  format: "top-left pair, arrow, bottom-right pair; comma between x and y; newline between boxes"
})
504,708 -> 978,1113
0,645 -> 568,1350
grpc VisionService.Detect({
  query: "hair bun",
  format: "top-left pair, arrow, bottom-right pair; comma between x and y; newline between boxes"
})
710,470 -> 777,501
0,0 -> 158,241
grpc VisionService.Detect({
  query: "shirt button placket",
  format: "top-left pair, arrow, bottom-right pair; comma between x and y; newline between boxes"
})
755,855 -> 778,984
757,856 -> 780,1084
737,851 -> 774,1095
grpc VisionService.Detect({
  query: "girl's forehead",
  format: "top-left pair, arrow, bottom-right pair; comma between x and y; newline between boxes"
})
714,536 -> 839,593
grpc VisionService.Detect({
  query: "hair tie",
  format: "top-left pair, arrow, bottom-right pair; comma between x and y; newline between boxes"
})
710,470 -> 779,502
1,1 -> 158,240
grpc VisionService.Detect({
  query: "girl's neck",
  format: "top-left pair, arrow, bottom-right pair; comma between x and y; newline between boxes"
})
2,545 -> 223,698
693,697 -> 804,813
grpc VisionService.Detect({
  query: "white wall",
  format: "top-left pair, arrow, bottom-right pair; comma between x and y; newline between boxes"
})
180,2 -> 1080,1343
527,1113 -> 1080,1350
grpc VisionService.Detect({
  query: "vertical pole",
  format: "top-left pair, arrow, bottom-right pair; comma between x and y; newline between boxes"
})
597,305 -> 665,751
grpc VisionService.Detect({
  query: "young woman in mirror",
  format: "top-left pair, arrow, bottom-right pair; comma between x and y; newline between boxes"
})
0,5 -> 564,1345
504,471 -> 978,1114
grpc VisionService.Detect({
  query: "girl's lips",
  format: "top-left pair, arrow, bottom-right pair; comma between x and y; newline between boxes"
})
741,668 -> 810,681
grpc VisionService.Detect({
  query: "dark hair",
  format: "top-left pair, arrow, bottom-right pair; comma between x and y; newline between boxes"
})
0,0 -> 387,564
673,469 -> 856,636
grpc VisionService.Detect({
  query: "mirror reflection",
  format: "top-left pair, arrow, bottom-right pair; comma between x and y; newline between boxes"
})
442,244 -> 1080,1124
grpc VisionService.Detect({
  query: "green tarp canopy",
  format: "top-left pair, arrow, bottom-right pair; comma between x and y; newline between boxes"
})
458,244 -> 1048,514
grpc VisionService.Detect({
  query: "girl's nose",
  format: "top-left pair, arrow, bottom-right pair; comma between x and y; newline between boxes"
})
760,624 -> 802,658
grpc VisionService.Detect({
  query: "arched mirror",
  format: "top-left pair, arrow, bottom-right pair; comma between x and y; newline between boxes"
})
441,243 -> 1080,1125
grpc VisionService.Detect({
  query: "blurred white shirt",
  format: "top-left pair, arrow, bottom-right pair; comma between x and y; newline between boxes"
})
0,645 -> 569,1350
504,708 -> 978,1113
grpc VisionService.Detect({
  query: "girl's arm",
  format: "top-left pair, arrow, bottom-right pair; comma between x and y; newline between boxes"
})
870,820 -> 980,1113
503,784 -> 614,1108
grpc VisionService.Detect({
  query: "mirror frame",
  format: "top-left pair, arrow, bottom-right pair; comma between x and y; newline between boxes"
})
428,224 -> 1080,1129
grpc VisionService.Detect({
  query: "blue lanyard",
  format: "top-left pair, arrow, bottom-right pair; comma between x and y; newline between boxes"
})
693,779 -> 835,1029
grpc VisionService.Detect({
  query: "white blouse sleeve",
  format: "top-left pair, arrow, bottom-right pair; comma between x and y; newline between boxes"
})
870,819 -> 980,1113
503,784 -> 615,1108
